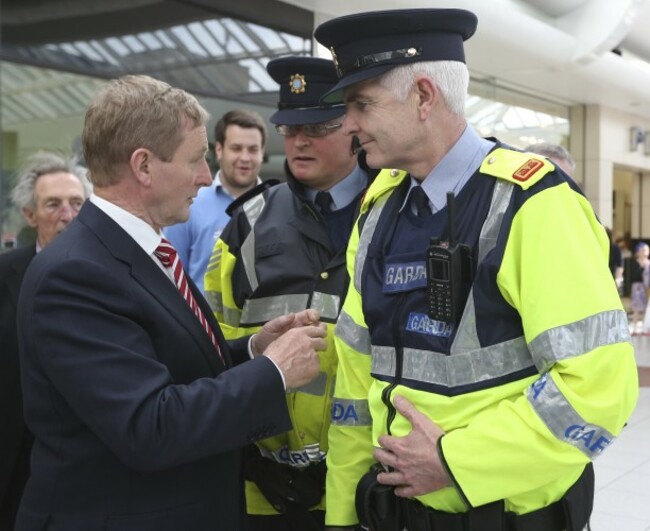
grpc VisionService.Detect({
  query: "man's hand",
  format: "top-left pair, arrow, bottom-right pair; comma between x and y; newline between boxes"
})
263,321 -> 326,389
251,309 -> 321,356
373,395 -> 451,497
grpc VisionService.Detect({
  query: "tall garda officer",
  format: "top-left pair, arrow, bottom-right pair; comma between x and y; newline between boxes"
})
204,57 -> 374,530
314,8 -> 638,531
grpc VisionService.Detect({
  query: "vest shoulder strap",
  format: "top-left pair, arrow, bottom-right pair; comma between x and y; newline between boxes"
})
480,148 -> 554,190
226,179 -> 281,216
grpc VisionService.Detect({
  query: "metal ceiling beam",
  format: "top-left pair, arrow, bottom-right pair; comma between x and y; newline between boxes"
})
1,0 -> 313,45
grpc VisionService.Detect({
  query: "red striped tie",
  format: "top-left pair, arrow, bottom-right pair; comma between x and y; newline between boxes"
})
155,238 -> 224,364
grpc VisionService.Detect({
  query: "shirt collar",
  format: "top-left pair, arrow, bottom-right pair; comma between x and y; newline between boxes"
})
418,126 -> 495,212
214,171 -> 262,199
90,194 -> 162,255
304,164 -> 366,211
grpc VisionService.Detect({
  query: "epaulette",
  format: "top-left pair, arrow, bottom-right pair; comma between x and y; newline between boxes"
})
360,168 -> 408,211
226,179 -> 281,217
480,148 -> 555,190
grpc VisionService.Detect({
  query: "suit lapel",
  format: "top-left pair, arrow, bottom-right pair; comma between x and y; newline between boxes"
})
187,273 -> 233,368
78,203 -> 226,373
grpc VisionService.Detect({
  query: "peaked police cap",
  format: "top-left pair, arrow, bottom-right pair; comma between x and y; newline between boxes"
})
266,56 -> 346,125
314,8 -> 478,103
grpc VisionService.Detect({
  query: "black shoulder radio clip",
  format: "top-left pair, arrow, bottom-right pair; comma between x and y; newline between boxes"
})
427,192 -> 473,323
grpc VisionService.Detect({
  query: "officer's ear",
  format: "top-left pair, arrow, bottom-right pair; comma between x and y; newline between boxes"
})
412,76 -> 437,121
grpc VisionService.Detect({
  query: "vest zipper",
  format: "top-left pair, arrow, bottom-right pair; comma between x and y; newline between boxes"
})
381,294 -> 405,435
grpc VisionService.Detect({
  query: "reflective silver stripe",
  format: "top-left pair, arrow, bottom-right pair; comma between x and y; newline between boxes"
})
452,180 -> 514,354
478,180 -> 513,265
205,290 -> 243,326
204,290 -> 223,315
241,294 -> 309,325
303,442 -> 325,462
335,309 -> 371,355
310,291 -> 341,320
450,290 -> 479,354
205,246 -> 222,273
372,336 -> 534,387
354,195 -> 390,292
222,306 -> 242,327
529,310 -> 631,373
331,398 -> 372,426
527,372 -> 616,459
241,194 -> 266,292
295,371 -> 327,396
259,444 -> 326,468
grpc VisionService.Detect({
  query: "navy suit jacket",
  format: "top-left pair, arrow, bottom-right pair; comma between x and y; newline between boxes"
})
0,244 -> 36,529
15,202 -> 291,531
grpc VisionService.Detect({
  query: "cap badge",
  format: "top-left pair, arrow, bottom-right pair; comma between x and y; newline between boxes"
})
289,73 -> 307,94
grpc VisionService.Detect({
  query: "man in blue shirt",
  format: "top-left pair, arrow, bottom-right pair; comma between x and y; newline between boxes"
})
165,109 -> 266,291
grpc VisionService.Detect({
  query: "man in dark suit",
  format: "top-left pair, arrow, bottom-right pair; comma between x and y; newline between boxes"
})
15,75 -> 325,531
0,152 -> 90,531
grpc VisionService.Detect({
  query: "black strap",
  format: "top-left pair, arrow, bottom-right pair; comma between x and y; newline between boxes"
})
375,462 -> 594,531
355,464 -> 402,531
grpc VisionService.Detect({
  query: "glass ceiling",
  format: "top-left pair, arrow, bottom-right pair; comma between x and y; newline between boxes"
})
1,15 -> 311,127
0,14 -> 568,143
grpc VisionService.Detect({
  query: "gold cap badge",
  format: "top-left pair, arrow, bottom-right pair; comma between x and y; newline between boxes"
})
289,73 -> 306,94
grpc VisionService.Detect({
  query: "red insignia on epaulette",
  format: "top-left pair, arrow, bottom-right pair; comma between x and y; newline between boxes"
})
513,159 -> 544,182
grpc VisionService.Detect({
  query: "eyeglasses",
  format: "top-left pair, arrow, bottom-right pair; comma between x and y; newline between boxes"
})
275,122 -> 343,138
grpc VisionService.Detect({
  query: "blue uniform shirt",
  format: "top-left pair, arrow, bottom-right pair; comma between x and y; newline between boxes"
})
304,164 -> 367,211
405,126 -> 495,213
165,172 -> 260,292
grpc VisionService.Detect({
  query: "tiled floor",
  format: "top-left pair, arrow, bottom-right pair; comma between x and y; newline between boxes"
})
590,335 -> 650,530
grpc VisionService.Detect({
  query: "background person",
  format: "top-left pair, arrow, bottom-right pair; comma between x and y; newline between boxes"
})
165,109 -> 266,292
523,142 -> 575,176
0,152 -> 90,531
629,242 -> 650,334
15,75 -> 325,531
605,227 -> 625,291
204,56 -> 374,531
314,8 -> 638,530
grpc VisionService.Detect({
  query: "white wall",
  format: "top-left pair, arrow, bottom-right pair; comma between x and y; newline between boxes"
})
579,104 -> 650,231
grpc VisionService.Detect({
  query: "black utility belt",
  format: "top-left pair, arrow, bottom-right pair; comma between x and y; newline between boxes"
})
356,462 -> 594,531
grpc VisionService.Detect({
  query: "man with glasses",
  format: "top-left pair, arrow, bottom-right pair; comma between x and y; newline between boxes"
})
204,56 -> 374,531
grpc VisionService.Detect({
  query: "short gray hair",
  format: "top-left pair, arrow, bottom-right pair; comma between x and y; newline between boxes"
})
524,142 -> 575,175
378,61 -> 469,118
11,152 -> 91,210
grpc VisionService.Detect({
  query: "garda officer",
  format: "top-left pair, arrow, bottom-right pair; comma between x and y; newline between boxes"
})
204,56 -> 374,530
313,8 -> 638,531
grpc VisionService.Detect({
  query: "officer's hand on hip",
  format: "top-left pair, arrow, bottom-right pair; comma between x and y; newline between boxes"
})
251,309 -> 321,355
262,322 -> 326,389
373,395 -> 451,497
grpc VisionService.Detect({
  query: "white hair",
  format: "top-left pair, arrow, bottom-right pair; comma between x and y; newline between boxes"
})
11,152 -> 92,210
523,142 -> 575,175
377,61 -> 469,118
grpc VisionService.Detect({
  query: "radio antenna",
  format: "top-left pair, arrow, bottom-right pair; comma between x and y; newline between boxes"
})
447,192 -> 457,248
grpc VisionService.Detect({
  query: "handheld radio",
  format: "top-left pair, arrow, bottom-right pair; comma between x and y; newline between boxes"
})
426,192 -> 473,323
